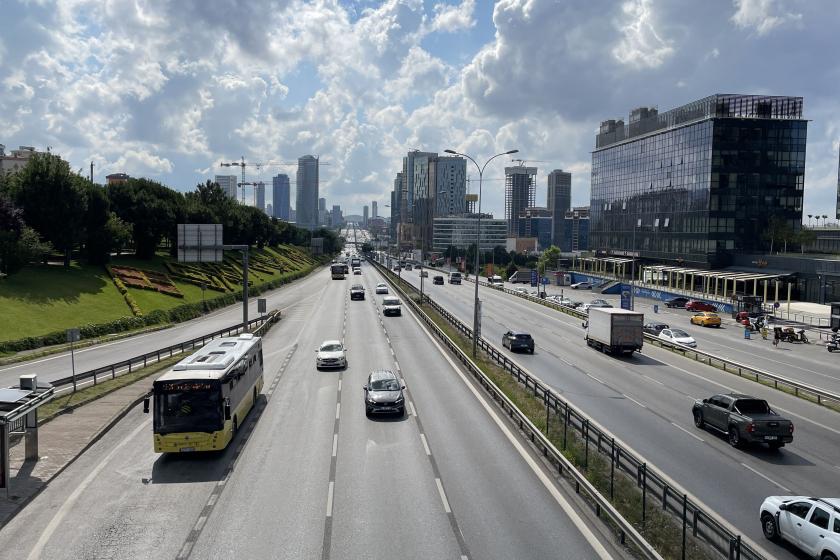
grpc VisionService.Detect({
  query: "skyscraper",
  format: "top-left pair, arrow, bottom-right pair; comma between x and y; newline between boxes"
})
272,174 -> 290,220
836,146 -> 840,220
591,94 -> 806,267
372,201 -> 378,218
363,205 -> 369,226
547,169 -> 572,249
296,155 -> 319,230
215,175 -> 239,200
434,156 -> 467,217
266,203 -> 273,217
504,166 -> 537,235
255,181 -> 265,212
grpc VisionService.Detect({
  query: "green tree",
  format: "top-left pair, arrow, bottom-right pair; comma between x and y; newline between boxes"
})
83,183 -> 113,264
0,195 -> 52,274
108,179 -> 186,258
12,153 -> 87,266
796,228 -> 816,254
537,245 -> 561,274
505,261 -> 518,280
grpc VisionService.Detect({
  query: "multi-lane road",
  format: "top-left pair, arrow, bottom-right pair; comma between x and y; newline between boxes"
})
393,262 -> 840,559
0,258 -> 621,560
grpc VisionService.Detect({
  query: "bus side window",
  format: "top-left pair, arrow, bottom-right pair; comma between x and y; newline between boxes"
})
259,350 -> 264,367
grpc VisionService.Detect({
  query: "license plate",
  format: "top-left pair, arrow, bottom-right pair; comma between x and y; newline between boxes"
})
180,447 -> 196,452
764,436 -> 778,441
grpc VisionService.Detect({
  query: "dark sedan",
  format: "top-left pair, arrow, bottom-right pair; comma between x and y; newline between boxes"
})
643,322 -> 669,336
349,284 -> 365,300
665,297 -> 689,308
433,275 -> 444,285
502,331 -> 535,353
364,370 -> 406,417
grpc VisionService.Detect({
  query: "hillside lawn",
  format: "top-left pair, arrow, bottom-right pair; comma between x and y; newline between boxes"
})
0,246 -> 315,342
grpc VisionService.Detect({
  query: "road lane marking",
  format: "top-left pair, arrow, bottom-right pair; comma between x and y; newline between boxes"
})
670,422 -> 705,442
739,462 -> 791,492
623,395 -> 648,409
332,434 -> 338,457
337,379 -> 341,392
26,419 -> 151,560
404,301 -> 614,560
409,401 -> 417,417
420,433 -> 431,455
335,403 -> 340,419
643,375 -> 664,386
589,374 -> 605,385
435,478 -> 452,513
394,360 -> 400,371
326,481 -> 335,517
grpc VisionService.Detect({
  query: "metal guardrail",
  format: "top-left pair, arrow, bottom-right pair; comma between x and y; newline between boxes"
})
467,276 -> 840,410
50,312 -> 281,391
371,258 -> 766,560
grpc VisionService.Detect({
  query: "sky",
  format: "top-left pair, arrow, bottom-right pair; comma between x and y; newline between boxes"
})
1,0 -> 839,221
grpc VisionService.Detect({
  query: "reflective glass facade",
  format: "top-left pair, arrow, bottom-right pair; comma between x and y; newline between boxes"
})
590,95 -> 806,268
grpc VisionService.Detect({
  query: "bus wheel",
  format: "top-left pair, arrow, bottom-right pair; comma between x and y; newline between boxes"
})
232,417 -> 238,435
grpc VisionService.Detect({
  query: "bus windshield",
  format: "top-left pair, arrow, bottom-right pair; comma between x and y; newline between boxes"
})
155,386 -> 223,434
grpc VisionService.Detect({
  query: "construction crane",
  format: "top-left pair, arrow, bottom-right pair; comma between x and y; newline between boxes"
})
220,158 -> 323,204
510,158 -> 545,166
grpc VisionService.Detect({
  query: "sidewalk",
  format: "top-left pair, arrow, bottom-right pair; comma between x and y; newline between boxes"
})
0,375 -> 154,527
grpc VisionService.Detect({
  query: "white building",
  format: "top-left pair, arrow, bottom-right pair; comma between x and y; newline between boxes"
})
215,175 -> 239,200
0,145 -> 42,175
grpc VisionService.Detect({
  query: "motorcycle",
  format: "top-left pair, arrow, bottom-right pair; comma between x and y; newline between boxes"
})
828,334 -> 840,353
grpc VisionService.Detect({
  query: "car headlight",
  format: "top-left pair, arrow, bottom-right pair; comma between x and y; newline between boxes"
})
394,396 -> 404,404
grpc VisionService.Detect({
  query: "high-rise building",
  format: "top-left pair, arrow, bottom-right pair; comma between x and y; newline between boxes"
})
272,174 -> 290,220
266,203 -> 273,217
591,94 -> 806,267
517,207 -> 553,250
331,205 -> 343,227
563,207 -> 590,252
319,197 -> 326,211
504,166 -> 537,235
409,153 -> 467,253
434,156 -> 467,217
363,205 -> 369,226
296,155 -> 319,230
215,175 -> 239,200
836,147 -> 840,221
255,181 -> 266,212
290,207 -> 296,222
547,169 -> 572,248
372,201 -> 378,218
401,151 -> 436,231
390,181 -> 399,241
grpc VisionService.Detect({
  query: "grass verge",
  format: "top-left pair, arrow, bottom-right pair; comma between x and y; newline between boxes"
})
385,269 -> 715,560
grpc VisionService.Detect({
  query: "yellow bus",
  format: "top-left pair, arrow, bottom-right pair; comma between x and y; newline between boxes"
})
144,333 -> 264,453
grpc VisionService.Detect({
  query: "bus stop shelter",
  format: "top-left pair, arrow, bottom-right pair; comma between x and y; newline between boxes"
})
1,375 -> 54,497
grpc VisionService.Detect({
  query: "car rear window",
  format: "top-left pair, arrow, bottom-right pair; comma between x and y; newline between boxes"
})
515,334 -> 532,340
383,298 -> 400,305
733,399 -> 770,415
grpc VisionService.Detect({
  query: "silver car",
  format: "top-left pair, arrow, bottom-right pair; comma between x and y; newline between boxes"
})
316,340 -> 347,369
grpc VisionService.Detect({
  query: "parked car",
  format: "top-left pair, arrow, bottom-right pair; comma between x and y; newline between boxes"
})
404,264 -> 413,271
382,296 -> 402,316
349,284 -> 365,300
513,287 -> 529,295
502,331 -> 535,353
759,496 -> 840,558
658,328 -> 697,347
571,281 -> 592,290
582,299 -> 613,312
664,297 -> 690,308
433,275 -> 444,285
316,340 -> 347,369
375,283 -> 389,294
691,312 -> 721,327
364,369 -> 405,417
693,393 -> 793,449
449,272 -> 462,284
685,300 -> 717,312
643,322 -> 669,336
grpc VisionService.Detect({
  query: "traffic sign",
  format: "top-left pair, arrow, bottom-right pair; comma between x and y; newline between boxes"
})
620,285 -> 632,310
541,277 -> 549,285
530,270 -> 538,287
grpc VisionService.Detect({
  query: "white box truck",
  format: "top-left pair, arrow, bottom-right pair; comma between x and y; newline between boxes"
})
585,307 -> 643,356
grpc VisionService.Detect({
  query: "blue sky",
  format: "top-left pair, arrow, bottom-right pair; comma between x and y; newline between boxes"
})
1,0 -> 838,220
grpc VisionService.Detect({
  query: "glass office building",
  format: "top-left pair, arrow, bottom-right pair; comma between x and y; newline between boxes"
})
590,94 -> 806,268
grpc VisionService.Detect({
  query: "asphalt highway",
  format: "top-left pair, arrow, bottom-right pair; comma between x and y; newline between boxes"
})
0,258 -> 618,560
397,265 -> 840,560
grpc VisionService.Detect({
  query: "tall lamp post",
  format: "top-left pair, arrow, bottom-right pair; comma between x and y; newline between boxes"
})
444,148 -> 519,357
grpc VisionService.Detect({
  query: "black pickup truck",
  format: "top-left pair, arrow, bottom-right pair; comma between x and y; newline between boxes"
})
692,393 -> 793,449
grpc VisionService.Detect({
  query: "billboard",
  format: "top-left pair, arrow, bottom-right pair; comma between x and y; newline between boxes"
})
177,224 -> 223,263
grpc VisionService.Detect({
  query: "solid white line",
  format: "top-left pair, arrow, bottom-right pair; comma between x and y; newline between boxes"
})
409,401 -> 417,417
335,403 -> 340,420
670,422 -> 705,442
404,304 -> 614,560
27,419 -> 151,560
589,374 -> 605,385
435,478 -> 452,513
337,379 -> 342,392
332,434 -> 338,457
326,481 -> 335,517
623,394 -> 648,409
420,433 -> 431,455
740,462 -> 791,492
643,375 -> 664,386
390,348 -> 395,356
394,360 -> 400,371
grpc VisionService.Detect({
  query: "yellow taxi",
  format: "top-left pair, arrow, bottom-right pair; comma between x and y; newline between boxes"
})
690,312 -> 721,328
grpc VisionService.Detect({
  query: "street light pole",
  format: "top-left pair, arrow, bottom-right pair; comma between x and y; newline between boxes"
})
445,148 -> 519,357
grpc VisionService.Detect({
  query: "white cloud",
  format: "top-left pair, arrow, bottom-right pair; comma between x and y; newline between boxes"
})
111,149 -> 174,176
612,0 -> 675,68
731,0 -> 802,35
430,0 -> 476,33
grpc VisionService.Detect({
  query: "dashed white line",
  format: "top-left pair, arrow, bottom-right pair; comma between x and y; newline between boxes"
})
642,374 -> 664,386
335,403 -> 341,419
670,422 -> 705,442
589,374 -> 605,385
420,433 -> 431,455
195,515 -> 208,531
326,481 -> 335,517
337,379 -> 342,392
394,360 -> 400,371
332,434 -> 338,457
740,462 -> 791,492
435,478 -> 452,513
207,494 -> 218,507
623,394 -> 648,409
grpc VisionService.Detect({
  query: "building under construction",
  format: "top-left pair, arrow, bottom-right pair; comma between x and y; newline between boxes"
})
504,166 -> 537,235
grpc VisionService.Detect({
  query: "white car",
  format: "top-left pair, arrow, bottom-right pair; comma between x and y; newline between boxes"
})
316,340 -> 347,369
353,267 -> 362,275
375,283 -> 389,294
382,296 -> 402,317
570,282 -> 592,290
759,496 -> 840,559
582,299 -> 612,312
513,288 -> 529,295
658,328 -> 697,348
